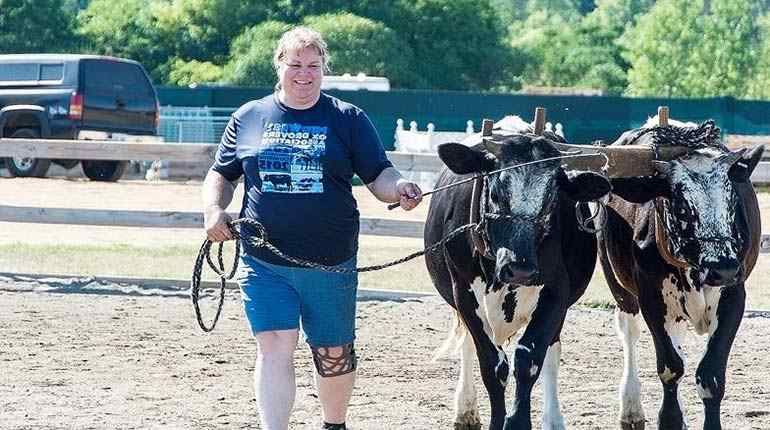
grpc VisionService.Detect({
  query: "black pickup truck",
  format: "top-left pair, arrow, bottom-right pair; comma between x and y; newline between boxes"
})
0,54 -> 160,181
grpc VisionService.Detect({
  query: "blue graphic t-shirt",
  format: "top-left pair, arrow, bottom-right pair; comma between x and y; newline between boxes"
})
211,93 -> 392,266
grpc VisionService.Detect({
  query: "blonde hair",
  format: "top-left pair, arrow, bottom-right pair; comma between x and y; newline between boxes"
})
273,26 -> 330,73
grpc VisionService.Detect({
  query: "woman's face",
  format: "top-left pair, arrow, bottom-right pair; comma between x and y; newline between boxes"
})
277,46 -> 324,109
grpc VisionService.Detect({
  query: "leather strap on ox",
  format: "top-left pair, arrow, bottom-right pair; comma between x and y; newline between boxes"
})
469,174 -> 488,259
654,197 -> 689,269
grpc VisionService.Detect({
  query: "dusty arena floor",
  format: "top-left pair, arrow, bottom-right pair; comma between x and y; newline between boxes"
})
2,177 -> 770,429
1,279 -> 769,430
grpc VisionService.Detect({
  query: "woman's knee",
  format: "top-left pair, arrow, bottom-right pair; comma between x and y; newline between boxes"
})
255,329 -> 298,358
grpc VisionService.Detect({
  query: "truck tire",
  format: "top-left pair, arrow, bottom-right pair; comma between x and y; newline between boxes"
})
81,160 -> 129,182
3,128 -> 51,178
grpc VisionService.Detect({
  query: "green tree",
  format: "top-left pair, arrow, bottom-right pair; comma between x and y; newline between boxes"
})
0,0 -> 78,53
167,58 -> 224,87
272,0 -> 514,90
509,12 -> 578,88
489,0 -> 531,25
77,0 -> 172,82
511,0 -> 654,94
747,15 -> 770,99
525,0 -> 582,18
396,0 -> 515,90
691,0 -> 760,97
223,20 -> 293,87
624,0 -> 760,97
269,0 -> 403,26
302,13 -> 422,88
624,0 -> 706,97
153,0 -> 278,64
223,14 -> 423,89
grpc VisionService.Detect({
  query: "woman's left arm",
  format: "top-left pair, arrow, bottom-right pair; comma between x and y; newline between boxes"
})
366,167 -> 423,210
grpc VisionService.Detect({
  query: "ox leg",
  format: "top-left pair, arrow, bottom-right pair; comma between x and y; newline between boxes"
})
455,327 -> 482,430
470,334 -> 508,430
616,308 -> 645,430
456,287 -> 508,430
541,340 -> 566,430
639,287 -> 687,430
695,285 -> 745,430
504,290 -> 566,430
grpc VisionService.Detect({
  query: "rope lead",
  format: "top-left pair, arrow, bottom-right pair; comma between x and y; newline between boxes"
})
190,219 -> 475,332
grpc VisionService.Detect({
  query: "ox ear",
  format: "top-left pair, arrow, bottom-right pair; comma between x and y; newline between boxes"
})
437,142 -> 496,175
559,170 -> 611,202
729,145 -> 764,182
609,177 -> 669,203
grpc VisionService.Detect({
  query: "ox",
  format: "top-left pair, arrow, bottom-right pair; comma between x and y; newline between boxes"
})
596,118 -> 764,430
425,117 -> 611,429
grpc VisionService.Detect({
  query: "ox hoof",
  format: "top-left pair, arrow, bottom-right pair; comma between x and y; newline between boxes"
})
620,419 -> 645,430
454,422 -> 482,430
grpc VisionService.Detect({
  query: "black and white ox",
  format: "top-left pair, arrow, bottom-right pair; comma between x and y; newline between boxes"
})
425,117 -> 611,429
597,118 -> 764,430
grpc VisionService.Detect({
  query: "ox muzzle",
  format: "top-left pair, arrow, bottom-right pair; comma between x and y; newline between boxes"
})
495,247 -> 540,285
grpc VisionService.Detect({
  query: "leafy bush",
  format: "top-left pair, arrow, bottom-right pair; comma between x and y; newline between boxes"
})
223,20 -> 293,87
167,59 -> 225,87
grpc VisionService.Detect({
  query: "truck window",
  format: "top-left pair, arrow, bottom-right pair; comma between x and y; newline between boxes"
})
40,64 -> 64,81
84,61 -> 153,99
114,62 -> 154,99
84,61 -> 118,97
0,63 -> 38,82
0,63 -> 64,82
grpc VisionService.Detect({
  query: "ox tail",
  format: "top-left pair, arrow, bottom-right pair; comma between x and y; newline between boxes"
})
432,310 -> 472,362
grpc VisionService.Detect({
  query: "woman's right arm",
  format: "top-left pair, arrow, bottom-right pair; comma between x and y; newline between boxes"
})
202,169 -> 236,242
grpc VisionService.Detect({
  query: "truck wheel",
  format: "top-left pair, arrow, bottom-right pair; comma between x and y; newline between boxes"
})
81,160 -> 129,182
3,128 -> 51,178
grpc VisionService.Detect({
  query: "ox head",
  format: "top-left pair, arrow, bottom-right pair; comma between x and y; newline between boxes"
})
612,121 -> 765,287
438,133 -> 610,286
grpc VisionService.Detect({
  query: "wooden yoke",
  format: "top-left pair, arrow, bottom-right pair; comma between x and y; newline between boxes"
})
533,107 -> 546,135
552,105 -> 686,177
482,118 -> 494,137
658,106 -> 669,126
473,106 -> 689,178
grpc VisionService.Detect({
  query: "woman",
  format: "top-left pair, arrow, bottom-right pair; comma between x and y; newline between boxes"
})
202,26 -> 422,430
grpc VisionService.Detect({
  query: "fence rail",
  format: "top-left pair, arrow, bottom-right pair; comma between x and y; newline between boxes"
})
0,138 -> 444,172
0,138 -> 217,162
0,137 -> 767,252
0,206 -> 424,238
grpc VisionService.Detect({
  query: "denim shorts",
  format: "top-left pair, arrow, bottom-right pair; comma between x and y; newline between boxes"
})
236,253 -> 358,348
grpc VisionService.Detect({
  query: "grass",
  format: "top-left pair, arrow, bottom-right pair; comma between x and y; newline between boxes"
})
2,237 -> 768,310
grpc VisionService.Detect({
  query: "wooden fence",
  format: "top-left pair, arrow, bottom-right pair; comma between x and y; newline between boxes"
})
0,137 -> 768,252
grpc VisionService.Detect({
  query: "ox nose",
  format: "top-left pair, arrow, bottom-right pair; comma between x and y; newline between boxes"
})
702,260 -> 740,287
495,249 -> 539,285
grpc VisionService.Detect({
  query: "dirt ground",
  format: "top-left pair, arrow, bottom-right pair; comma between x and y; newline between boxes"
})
1,177 -> 770,429
1,279 -> 769,430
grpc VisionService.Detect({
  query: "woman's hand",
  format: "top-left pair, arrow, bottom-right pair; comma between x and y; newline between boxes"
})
204,205 -> 234,242
395,180 -> 423,211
